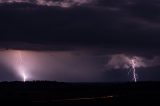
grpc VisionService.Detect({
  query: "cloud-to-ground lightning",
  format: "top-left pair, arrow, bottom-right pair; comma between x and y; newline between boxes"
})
106,54 -> 150,82
130,58 -> 137,82
17,51 -> 27,82
22,71 -> 27,82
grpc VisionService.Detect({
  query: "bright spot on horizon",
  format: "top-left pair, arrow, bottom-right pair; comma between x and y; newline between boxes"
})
22,71 -> 27,82
18,66 -> 27,82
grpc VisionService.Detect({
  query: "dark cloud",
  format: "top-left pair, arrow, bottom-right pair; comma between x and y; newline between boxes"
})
0,0 -> 159,49
0,0 -> 95,8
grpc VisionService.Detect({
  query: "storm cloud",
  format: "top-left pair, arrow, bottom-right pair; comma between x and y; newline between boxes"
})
105,54 -> 160,70
0,0 -> 160,48
0,0 -> 95,7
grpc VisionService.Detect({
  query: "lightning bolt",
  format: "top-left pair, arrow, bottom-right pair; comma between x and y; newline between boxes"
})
17,51 -> 26,82
130,59 -> 137,82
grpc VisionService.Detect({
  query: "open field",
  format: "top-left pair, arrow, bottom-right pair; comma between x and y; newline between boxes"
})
0,81 -> 160,105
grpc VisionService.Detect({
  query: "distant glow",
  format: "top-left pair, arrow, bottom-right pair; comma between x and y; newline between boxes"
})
17,51 -> 28,82
22,72 -> 27,82
18,66 -> 27,82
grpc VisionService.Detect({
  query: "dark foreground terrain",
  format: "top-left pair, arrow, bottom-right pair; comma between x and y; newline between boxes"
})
0,81 -> 160,105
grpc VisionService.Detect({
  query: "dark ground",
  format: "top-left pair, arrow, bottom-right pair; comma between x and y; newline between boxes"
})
0,81 -> 160,105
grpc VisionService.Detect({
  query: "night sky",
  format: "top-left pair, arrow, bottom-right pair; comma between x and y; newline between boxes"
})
0,0 -> 160,82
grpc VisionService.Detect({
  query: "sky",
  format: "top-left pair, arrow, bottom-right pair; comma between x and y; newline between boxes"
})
0,0 -> 160,82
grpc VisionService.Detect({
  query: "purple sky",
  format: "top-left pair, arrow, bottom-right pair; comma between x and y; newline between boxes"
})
0,0 -> 160,82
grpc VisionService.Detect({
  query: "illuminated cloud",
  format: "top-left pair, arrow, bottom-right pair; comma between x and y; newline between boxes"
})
0,50 -> 104,82
0,0 -> 94,8
105,54 -> 160,70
